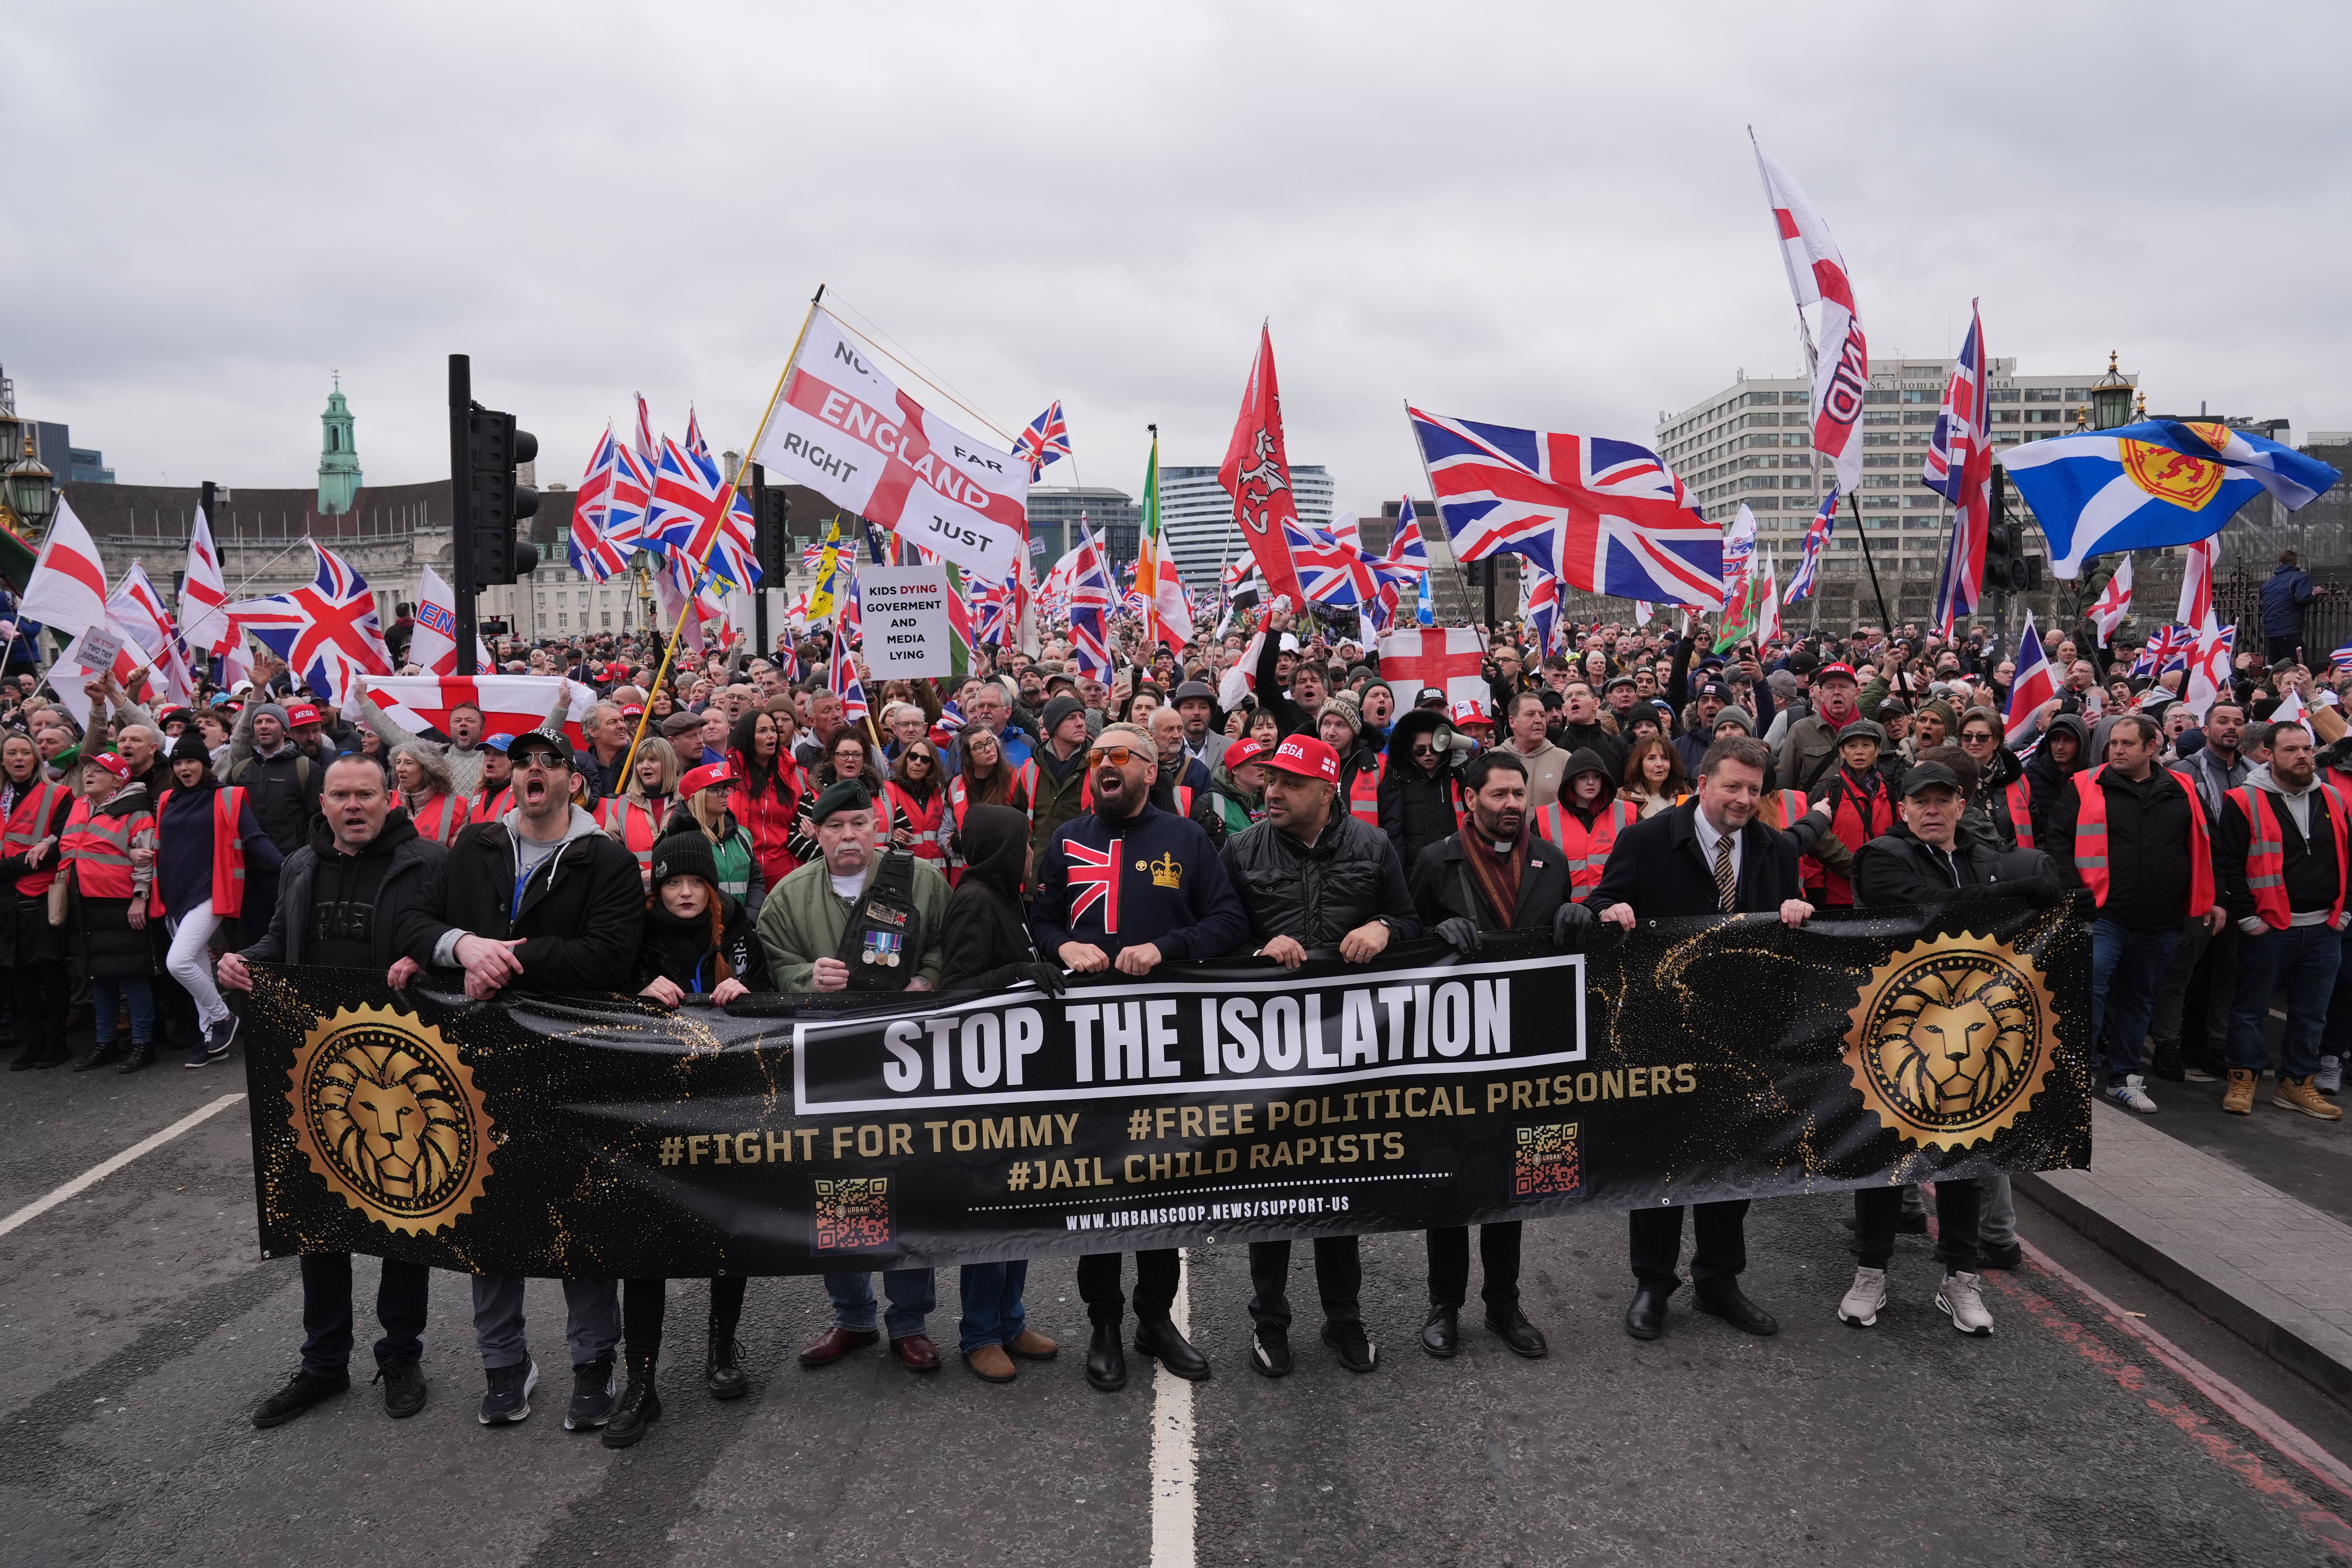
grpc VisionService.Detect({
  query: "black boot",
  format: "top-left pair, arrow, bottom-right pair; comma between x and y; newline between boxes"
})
705,1327 -> 747,1401
116,1040 -> 156,1074
601,1354 -> 661,1448
9,1040 -> 42,1071
1134,1312 -> 1210,1381
74,1039 -> 126,1073
2151,1038 -> 2185,1083
1085,1321 -> 1127,1392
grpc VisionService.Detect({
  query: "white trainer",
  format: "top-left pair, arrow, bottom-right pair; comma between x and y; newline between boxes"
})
1838,1265 -> 1887,1328
2318,1056 -> 2343,1096
2106,1075 -> 2158,1113
1937,1271 -> 1995,1336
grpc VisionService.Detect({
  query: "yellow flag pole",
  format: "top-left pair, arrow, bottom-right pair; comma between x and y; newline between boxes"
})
619,284 -> 826,783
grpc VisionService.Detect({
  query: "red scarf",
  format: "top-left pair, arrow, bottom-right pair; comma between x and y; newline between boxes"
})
1463,826 -> 1527,927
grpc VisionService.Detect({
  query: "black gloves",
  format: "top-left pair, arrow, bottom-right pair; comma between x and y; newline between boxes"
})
1015,962 -> 1069,998
1553,900 -> 1596,949
1434,916 -> 1481,958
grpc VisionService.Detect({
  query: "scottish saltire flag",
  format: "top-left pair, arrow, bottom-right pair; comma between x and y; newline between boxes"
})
226,541 -> 393,705
2003,612 -> 2056,745
2002,420 -> 2341,578
1012,401 -> 1073,484
1784,488 -> 1837,602
2087,555 -> 2134,646
1926,301 -> 1993,635
1408,408 -> 1723,606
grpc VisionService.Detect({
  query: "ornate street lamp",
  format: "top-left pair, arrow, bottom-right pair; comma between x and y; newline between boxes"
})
3,446 -> 52,527
2091,351 -> 2135,431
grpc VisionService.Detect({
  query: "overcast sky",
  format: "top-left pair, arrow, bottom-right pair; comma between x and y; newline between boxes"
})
9,3 -> 2349,514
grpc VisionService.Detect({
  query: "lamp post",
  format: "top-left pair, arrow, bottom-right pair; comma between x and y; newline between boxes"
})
3,443 -> 53,531
2091,351 -> 2135,432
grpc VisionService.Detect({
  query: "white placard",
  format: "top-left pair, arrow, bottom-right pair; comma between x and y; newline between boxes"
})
855,565 -> 953,678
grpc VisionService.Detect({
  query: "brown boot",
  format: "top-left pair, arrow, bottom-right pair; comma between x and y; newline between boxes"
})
964,1344 -> 1016,1383
2273,1076 -> 2345,1121
1006,1328 -> 1060,1361
2223,1069 -> 2258,1115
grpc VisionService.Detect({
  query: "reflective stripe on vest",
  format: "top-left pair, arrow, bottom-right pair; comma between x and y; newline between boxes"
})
597,795 -> 666,869
2071,764 -> 2216,916
1804,773 -> 1895,905
887,782 -> 949,860
1757,789 -> 1807,833
2004,779 -> 2034,849
1534,797 -> 1635,892
64,799 -> 143,902
413,791 -> 471,846
151,786 -> 250,918
5,779 -> 69,898
1348,754 -> 1384,826
2225,783 -> 2350,930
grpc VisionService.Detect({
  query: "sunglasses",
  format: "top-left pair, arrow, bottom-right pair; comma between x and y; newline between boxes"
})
1085,746 -> 1141,768
514,753 -> 570,772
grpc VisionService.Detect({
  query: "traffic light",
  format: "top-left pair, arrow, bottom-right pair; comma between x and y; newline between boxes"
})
1982,519 -> 2011,594
464,408 -> 540,585
751,464 -> 793,583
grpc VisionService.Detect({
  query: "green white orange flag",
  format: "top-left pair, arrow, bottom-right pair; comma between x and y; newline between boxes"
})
1136,430 -> 1192,649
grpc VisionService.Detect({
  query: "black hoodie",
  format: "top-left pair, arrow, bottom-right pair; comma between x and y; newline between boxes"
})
1551,747 -> 1618,831
306,810 -> 417,969
940,804 -> 1040,989
2025,712 -> 2092,846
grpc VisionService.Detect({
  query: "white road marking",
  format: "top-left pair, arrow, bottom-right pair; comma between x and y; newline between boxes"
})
0,1093 -> 246,1238
1149,1247 -> 1197,1568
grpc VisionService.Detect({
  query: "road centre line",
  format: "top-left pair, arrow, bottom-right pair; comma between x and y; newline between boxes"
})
0,1093 -> 247,1239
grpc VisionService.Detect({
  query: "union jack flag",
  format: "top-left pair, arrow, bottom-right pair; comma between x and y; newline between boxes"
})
1066,521 -> 1116,677
109,562 -> 195,705
2333,638 -> 2352,670
1783,488 -> 1838,603
1063,837 -> 1122,933
684,405 -> 709,459
632,393 -> 657,475
828,579 -> 869,724
646,436 -> 758,587
2134,621 -> 2197,677
970,570 -> 1016,646
1286,519 -> 1382,610
1519,561 -> 1563,657
1927,301 -> 1993,635
225,541 -> 392,705
1012,400 -> 1072,485
570,425 -> 651,581
1408,408 -> 1723,607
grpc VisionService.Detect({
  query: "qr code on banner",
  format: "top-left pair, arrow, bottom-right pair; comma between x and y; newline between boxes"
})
813,1177 -> 893,1252
1514,1123 -> 1581,1200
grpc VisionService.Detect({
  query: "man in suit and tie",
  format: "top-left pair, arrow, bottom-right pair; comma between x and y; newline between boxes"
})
1589,734 -> 1813,1342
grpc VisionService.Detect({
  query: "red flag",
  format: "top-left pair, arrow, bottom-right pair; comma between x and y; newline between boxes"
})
1219,325 -> 1309,612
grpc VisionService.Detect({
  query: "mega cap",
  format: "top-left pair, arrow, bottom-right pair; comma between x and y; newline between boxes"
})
285,702 -> 324,728
87,751 -> 132,780
1265,734 -> 1340,783
1815,662 -> 1859,685
678,760 -> 739,797
1222,737 -> 1269,769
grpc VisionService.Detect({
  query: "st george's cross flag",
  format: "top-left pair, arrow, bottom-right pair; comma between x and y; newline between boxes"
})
2087,555 -> 2134,647
753,308 -> 1029,583
361,674 -> 593,749
18,495 -> 110,639
2177,535 -> 2220,629
107,562 -> 195,706
226,542 -> 392,705
2185,612 -> 2237,713
1379,626 -> 1489,725
1408,408 -> 1724,608
1752,136 -> 1867,495
2002,420 -> 2340,578
2271,688 -> 2311,731
180,505 -> 236,655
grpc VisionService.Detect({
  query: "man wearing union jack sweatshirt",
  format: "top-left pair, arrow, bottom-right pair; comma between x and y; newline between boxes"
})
1028,720 -> 1248,1397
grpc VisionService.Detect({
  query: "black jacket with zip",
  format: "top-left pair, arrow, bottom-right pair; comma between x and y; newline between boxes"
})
241,811 -> 447,969
422,805 -> 647,994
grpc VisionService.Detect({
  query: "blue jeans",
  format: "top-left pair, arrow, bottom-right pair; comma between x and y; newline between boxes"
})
2320,927 -> 2352,1055
2229,921 -> 2344,1081
2092,918 -> 2178,1084
824,1268 -> 935,1339
957,1261 -> 1029,1356
91,976 -> 156,1045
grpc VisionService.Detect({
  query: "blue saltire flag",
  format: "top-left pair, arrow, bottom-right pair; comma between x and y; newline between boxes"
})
2000,419 -> 2339,579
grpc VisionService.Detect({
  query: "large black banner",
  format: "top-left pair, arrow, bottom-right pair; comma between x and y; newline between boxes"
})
243,895 -> 2093,1277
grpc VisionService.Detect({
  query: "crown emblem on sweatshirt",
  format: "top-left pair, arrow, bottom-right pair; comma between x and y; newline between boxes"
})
1147,851 -> 1183,889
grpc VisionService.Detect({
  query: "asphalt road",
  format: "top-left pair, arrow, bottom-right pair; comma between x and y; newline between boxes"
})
6,1047 -> 2352,1568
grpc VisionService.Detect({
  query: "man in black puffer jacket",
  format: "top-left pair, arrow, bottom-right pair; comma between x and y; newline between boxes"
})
1221,733 -> 1419,1381
1378,709 -> 1461,869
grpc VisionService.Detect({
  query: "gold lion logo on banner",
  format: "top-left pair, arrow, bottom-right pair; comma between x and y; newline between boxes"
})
289,1005 -> 494,1235
1844,932 -> 2059,1149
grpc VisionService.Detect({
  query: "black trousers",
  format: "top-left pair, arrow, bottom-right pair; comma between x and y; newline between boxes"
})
1855,1183 -> 1983,1274
299,1254 -> 430,1377
1247,1236 -> 1361,1329
1628,1200 -> 1749,1296
1426,1223 -> 1522,1311
9,964 -> 67,1060
1075,1249 -> 1180,1326
622,1276 -> 750,1357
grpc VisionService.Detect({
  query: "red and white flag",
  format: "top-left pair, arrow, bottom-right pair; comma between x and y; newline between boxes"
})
410,563 -> 493,676
19,495 -> 110,638
180,504 -> 236,654
1753,138 -> 1867,495
108,562 -> 194,706
2176,535 -> 2218,628
2185,610 -> 2236,713
1379,626 -> 1490,726
751,309 -> 1029,583
1219,325 -> 1311,613
361,674 -> 593,748
2088,555 -> 2134,646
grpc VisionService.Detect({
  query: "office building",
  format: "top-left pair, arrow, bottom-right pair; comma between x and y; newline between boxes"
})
1025,486 -> 1139,566
1159,463 -> 1334,588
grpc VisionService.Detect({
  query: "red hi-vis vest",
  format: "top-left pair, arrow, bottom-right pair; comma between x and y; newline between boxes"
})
2071,764 -> 2215,918
886,781 -> 949,864
476,784 -> 514,823
4,779 -> 71,898
596,794 -> 668,875
1534,798 -> 1637,894
63,797 -> 151,904
410,790 -> 472,847
150,786 -> 252,918
2225,784 -> 2351,930
1804,772 -> 1896,906
1755,789 -> 1807,832
2002,779 -> 2034,849
1348,753 -> 1385,827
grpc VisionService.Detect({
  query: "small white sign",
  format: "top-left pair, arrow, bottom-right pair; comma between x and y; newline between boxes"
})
855,565 -> 954,678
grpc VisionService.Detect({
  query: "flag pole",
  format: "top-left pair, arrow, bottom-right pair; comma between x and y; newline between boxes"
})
1847,492 -> 1912,704
621,284 -> 826,781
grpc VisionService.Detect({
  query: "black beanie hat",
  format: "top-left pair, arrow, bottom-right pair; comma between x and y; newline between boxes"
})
169,732 -> 211,766
649,828 -> 720,891
1040,693 -> 1085,737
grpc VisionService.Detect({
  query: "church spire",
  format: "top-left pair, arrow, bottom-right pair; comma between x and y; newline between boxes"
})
318,374 -> 362,514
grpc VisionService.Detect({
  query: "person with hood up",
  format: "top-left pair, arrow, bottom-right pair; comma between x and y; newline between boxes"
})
605,829 -> 773,1450
1378,708 -> 1463,870
150,731 -> 283,1068
1532,747 -> 1636,902
935,802 -> 1068,1386
2024,712 -> 2091,845
62,752 -> 160,1072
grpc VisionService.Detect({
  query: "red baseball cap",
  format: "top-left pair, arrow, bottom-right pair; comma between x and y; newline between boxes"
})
1265,734 -> 1339,783
679,761 -> 739,797
621,703 -> 644,720
285,702 -> 324,728
1223,738 -> 1269,769
88,751 -> 131,780
1815,662 -> 1859,684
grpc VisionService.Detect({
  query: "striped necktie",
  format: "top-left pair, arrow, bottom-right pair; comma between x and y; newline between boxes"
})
1713,831 -> 1737,914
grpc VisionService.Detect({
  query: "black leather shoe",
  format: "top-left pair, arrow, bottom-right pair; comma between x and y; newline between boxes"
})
1694,1286 -> 1779,1336
1485,1307 -> 1548,1358
1134,1314 -> 1210,1381
705,1336 -> 748,1400
116,1041 -> 156,1075
1421,1306 -> 1461,1358
74,1040 -> 125,1073
2150,1040 -> 2186,1083
1623,1287 -> 1668,1341
1085,1321 -> 1127,1392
